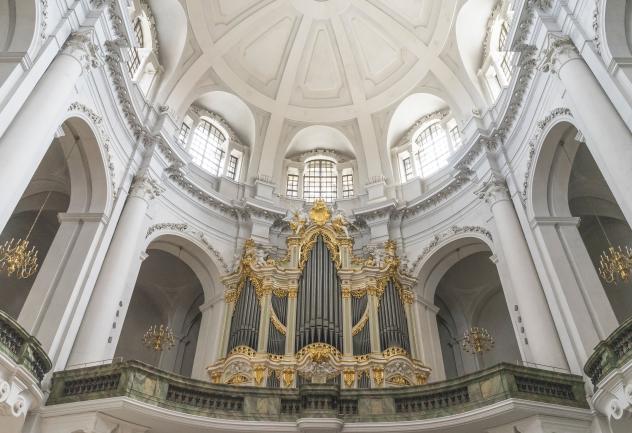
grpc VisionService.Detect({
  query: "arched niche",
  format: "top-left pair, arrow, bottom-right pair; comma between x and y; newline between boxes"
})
527,120 -> 623,368
414,235 -> 521,380
117,233 -> 223,379
1,116 -> 110,325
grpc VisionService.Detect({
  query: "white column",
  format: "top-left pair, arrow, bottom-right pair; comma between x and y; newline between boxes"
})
17,213 -> 108,363
478,176 -> 567,369
542,35 -> 632,225
191,297 -> 225,380
0,30 -> 100,232
67,175 -> 164,366
413,298 -> 446,382
342,286 -> 353,356
284,287 -> 298,356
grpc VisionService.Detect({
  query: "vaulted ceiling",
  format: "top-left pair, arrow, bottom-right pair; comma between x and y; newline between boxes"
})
158,0 -> 494,175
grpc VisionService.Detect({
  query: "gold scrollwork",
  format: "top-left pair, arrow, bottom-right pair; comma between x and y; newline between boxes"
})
229,345 -> 256,358
270,311 -> 287,336
227,374 -> 249,385
272,287 -> 288,298
211,371 -> 222,384
352,312 -> 369,336
296,343 -> 342,363
383,347 -> 408,358
309,199 -> 331,225
341,286 -> 351,298
387,374 -> 410,386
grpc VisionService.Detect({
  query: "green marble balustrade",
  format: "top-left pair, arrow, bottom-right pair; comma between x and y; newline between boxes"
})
584,316 -> 632,387
0,309 -> 52,383
47,361 -> 587,422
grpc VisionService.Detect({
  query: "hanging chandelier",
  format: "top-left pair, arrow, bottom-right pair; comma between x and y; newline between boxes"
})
0,191 -> 52,279
142,324 -> 176,352
599,245 -> 632,285
461,327 -> 495,354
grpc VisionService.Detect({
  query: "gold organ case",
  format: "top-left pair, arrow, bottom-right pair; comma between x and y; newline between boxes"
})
207,200 -> 431,388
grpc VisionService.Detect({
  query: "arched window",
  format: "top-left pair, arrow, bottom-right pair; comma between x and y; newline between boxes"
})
189,119 -> 228,176
414,122 -> 451,178
127,18 -> 144,76
303,159 -> 337,202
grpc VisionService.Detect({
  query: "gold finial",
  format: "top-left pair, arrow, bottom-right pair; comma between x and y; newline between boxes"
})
309,199 -> 331,226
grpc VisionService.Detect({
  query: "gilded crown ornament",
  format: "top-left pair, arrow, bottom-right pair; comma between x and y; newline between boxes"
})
308,199 -> 331,226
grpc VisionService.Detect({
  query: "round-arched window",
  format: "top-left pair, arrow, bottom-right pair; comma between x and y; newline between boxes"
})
303,159 -> 337,202
190,119 -> 228,176
414,122 -> 450,178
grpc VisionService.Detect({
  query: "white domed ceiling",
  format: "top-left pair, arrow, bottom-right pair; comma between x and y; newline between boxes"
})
163,0 -> 488,178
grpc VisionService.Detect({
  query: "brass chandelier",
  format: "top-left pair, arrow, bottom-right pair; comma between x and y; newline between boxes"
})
142,324 -> 176,352
461,327 -> 495,354
594,216 -> 632,285
0,191 -> 52,279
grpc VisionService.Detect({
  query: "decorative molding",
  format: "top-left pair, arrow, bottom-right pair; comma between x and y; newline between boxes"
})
40,0 -> 48,40
538,34 -> 580,74
410,225 -> 493,272
396,110 -> 449,149
521,107 -> 573,202
190,105 -> 244,148
62,29 -> 102,71
67,102 -> 118,199
482,3 -> 503,60
592,2 -> 601,55
144,222 -> 231,273
476,172 -> 511,206
130,173 -> 165,201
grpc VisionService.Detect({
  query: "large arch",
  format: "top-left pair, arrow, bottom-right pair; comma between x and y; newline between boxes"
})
414,235 -> 521,380
527,119 -> 622,371
126,231 -> 226,380
5,116 -> 114,370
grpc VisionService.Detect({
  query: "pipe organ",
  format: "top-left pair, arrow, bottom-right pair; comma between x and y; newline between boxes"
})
208,200 -> 431,388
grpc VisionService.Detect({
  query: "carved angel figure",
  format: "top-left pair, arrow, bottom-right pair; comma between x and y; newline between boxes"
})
331,211 -> 350,237
284,209 -> 308,235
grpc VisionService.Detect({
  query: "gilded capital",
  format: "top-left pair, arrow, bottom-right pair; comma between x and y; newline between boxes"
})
61,29 -> 102,71
130,174 -> 165,201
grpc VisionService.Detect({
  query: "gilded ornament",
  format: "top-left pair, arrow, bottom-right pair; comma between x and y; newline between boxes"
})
253,365 -> 266,385
343,369 -> 355,387
297,343 -> 341,364
288,288 -> 298,299
229,345 -> 257,358
387,374 -> 410,386
227,374 -> 249,385
210,371 -> 222,384
352,313 -> 369,336
270,312 -> 287,336
308,199 -> 331,226
400,290 -> 414,305
341,286 -> 352,298
282,368 -> 295,387
373,367 -> 384,385
224,289 -> 238,303
416,373 -> 428,385
383,347 -> 408,359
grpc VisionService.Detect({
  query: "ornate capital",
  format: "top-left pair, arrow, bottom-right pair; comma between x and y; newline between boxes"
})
538,34 -> 580,74
61,29 -> 102,71
532,0 -> 553,12
130,174 -> 165,201
476,174 -> 510,206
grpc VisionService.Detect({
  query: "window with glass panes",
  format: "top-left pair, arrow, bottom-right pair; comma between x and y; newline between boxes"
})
342,174 -> 354,198
449,126 -> 462,149
227,155 -> 239,180
402,157 -> 413,181
498,24 -> 508,50
190,119 -> 227,176
500,54 -> 512,78
303,160 -> 337,202
127,19 -> 143,76
414,122 -> 450,177
177,122 -> 190,147
286,174 -> 299,198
